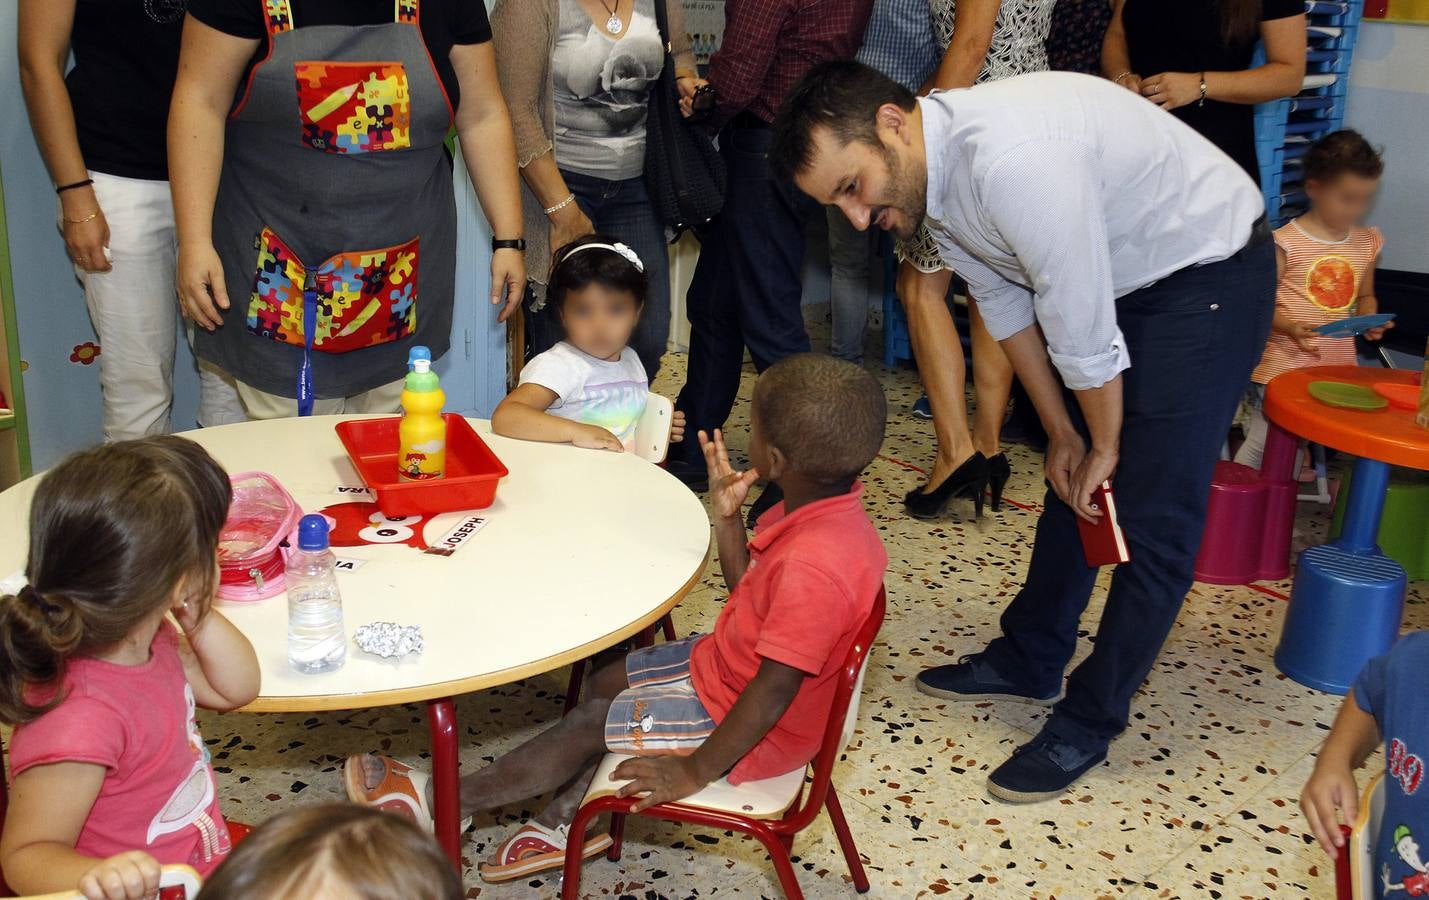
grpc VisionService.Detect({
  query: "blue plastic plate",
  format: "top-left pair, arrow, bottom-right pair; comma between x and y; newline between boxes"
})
1313,313 -> 1395,338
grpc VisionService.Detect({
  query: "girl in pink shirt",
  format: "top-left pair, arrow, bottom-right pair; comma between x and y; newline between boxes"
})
0,437 -> 260,900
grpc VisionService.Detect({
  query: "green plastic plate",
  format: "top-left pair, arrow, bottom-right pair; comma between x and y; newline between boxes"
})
1308,380 -> 1388,411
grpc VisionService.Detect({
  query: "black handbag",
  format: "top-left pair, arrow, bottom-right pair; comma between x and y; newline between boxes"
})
644,0 -> 726,234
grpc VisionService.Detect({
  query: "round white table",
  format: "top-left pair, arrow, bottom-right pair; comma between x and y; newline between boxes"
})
0,416 -> 711,866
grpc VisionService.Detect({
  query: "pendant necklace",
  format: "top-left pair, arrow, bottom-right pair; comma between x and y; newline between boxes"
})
599,0 -> 623,34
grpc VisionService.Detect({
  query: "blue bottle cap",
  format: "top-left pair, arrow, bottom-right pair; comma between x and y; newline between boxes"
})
297,514 -> 330,551
407,345 -> 432,371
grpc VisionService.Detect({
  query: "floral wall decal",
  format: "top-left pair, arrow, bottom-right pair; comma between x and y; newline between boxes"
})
69,342 -> 101,365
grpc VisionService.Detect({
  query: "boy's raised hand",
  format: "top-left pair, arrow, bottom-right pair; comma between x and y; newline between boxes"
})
700,429 -> 759,521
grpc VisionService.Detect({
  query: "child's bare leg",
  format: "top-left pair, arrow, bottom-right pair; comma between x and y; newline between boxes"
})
523,658 -> 630,828
532,761 -> 600,830
454,699 -> 610,815
358,657 -> 630,818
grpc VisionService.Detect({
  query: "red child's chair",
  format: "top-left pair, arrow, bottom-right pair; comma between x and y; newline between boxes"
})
1,733 -> 8,896
560,587 -> 887,900
1334,773 -> 1385,900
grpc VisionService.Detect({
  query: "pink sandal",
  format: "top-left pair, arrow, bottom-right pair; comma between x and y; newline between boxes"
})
343,755 -> 471,833
477,822 -> 614,883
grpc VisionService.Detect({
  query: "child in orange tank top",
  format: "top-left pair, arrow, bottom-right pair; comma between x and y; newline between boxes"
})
1234,130 -> 1391,469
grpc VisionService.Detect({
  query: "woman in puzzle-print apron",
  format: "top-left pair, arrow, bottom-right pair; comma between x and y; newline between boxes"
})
169,0 -> 526,418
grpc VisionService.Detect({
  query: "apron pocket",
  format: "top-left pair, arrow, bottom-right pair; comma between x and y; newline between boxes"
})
247,226 -> 418,354
295,60 -> 411,154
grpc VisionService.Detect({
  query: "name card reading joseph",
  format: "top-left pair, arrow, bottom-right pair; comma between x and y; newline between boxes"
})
424,515 -> 490,557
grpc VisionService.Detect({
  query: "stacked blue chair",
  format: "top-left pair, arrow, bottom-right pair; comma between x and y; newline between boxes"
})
1254,0 -> 1366,226
882,235 -> 914,367
880,238 -> 974,370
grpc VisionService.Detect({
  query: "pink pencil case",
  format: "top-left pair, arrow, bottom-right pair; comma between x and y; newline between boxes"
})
217,471 -> 301,601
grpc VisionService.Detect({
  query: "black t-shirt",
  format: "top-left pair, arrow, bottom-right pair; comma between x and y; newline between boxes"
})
1123,0 -> 1302,184
66,0 -> 189,180
187,0 -> 491,108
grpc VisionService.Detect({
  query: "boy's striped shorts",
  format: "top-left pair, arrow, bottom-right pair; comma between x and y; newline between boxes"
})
605,636 -> 717,756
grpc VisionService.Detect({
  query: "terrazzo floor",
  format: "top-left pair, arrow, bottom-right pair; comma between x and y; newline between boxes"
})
197,308 -> 1425,898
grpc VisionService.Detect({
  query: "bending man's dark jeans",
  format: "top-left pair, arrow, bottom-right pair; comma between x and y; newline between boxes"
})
673,121 -> 816,464
981,237 -> 1276,753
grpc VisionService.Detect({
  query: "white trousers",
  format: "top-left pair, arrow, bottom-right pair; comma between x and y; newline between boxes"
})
235,377 -> 406,420
73,172 -> 245,440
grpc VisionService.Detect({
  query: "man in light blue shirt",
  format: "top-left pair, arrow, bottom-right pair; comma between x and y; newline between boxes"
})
771,63 -> 1275,802
826,0 -> 938,362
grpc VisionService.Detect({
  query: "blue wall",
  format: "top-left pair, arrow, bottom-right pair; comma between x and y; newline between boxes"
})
2,2 -> 110,468
0,4 -> 505,469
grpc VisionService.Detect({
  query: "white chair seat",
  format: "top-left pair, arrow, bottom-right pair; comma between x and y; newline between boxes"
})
583,753 -> 807,820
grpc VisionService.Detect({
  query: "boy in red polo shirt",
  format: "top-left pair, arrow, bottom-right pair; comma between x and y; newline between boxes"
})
347,354 -> 888,882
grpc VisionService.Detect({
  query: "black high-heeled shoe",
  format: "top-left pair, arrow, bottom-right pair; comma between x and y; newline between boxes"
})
904,452 -> 989,520
988,452 -> 1011,512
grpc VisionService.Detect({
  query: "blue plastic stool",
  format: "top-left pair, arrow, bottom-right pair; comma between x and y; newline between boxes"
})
1275,458 -> 1408,694
1275,545 -> 1405,693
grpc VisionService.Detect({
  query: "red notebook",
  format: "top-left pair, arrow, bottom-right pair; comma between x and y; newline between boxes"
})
1077,481 -> 1130,567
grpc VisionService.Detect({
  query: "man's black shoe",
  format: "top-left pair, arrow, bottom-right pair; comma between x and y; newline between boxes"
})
986,731 -> 1106,803
915,653 -> 1061,705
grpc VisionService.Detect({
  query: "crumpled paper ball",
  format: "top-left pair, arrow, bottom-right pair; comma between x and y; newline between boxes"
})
354,622 -> 423,659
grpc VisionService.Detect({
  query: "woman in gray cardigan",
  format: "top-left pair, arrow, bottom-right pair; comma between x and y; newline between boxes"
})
491,0 -> 702,380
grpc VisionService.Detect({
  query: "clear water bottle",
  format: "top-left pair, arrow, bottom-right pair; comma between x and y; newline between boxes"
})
286,514 -> 346,674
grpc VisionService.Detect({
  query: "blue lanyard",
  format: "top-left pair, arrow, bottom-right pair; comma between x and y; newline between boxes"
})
297,271 -> 318,417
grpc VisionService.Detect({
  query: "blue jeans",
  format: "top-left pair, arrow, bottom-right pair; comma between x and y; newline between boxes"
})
981,236 -> 1276,752
825,205 -> 878,363
528,170 -> 671,379
673,121 -> 816,464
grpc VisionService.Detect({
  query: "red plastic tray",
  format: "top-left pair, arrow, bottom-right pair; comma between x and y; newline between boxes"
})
335,414 -> 508,517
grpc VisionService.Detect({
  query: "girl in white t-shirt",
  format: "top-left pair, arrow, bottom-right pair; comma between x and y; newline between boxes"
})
494,235 -> 684,451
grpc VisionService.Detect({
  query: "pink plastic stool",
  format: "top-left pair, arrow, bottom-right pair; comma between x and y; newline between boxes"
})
1194,423 -> 1299,584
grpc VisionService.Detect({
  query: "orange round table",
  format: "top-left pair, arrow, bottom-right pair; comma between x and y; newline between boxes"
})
1264,366 -> 1428,471
1263,365 -> 1426,693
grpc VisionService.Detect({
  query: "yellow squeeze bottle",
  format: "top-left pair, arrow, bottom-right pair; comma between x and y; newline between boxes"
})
398,348 -> 446,481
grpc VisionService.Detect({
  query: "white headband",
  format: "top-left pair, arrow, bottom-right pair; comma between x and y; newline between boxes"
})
561,241 -> 644,272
